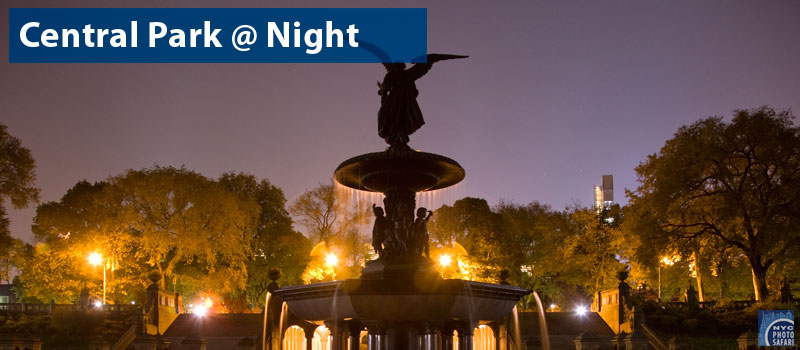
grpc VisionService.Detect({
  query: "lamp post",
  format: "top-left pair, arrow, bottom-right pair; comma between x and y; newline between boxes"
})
439,254 -> 451,278
88,252 -> 106,305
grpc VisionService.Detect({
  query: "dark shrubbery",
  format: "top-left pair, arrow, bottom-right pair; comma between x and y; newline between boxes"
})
645,299 -> 799,338
51,309 -> 105,336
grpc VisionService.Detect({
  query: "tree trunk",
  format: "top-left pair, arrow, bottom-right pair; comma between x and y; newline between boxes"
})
595,254 -> 606,292
750,264 -> 769,301
695,273 -> 705,303
693,251 -> 704,302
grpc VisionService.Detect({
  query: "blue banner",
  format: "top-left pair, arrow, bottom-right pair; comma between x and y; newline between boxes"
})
9,8 -> 427,63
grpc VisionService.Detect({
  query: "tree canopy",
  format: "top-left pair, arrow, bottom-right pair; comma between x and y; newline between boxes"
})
218,172 -> 310,309
626,107 -> 800,300
17,166 -> 289,305
429,198 -> 627,309
0,124 -> 40,283
289,182 -> 370,282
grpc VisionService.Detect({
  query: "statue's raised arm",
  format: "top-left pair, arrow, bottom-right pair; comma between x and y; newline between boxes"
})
360,42 -> 468,149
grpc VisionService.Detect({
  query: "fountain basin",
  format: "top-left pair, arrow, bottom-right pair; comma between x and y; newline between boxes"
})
334,150 -> 465,193
274,278 -> 529,324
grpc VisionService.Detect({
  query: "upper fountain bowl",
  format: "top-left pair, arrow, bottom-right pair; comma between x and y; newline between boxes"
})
334,149 -> 465,193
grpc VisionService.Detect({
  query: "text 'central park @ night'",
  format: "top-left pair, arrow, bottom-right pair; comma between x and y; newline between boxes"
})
9,8 -> 427,62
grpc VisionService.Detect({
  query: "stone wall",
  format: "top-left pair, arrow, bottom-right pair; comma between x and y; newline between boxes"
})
590,282 -> 633,334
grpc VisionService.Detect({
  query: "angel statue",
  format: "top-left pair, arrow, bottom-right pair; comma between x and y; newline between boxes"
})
360,42 -> 468,148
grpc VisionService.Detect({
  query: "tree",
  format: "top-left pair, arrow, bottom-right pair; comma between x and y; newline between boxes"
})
12,240 -> 84,303
627,107 -> 800,300
106,166 -> 258,295
492,201 -> 558,281
289,182 -> 367,244
493,201 -> 572,308
0,237 -> 24,284
428,197 -> 501,259
218,172 -> 310,309
558,206 -> 627,293
427,197 -> 507,282
27,180 -> 128,302
0,123 -> 40,279
23,166 -> 259,303
289,182 -> 371,280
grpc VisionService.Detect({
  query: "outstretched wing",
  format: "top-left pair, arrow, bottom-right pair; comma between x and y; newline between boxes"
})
406,54 -> 469,81
358,40 -> 405,72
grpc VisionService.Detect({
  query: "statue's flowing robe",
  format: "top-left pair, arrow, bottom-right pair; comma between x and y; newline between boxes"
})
378,71 -> 425,144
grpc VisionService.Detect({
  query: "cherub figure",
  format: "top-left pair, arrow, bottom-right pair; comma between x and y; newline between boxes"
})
372,204 -> 388,258
413,207 -> 433,258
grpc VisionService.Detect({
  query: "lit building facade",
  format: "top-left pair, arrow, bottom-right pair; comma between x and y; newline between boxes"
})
594,175 -> 614,213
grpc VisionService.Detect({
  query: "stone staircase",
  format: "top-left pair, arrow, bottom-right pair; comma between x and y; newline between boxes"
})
517,311 -> 615,350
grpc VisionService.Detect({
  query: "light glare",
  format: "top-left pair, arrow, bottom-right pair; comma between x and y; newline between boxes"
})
325,253 -> 338,267
439,254 -> 452,267
576,305 -> 587,316
195,305 -> 208,317
88,252 -> 102,266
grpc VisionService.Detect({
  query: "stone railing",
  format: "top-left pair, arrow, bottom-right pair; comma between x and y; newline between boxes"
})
640,323 -> 667,350
661,299 -> 754,310
0,302 -> 139,315
110,323 -> 137,350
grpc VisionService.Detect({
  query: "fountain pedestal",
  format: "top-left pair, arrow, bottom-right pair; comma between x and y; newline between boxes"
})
273,148 -> 530,350
273,57 -> 530,350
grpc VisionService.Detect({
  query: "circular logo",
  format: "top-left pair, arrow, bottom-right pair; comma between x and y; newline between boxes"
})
764,318 -> 795,346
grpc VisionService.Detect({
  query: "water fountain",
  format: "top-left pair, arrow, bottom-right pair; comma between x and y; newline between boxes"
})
273,51 -> 530,350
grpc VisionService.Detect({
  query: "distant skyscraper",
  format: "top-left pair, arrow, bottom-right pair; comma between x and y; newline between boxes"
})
594,175 -> 614,212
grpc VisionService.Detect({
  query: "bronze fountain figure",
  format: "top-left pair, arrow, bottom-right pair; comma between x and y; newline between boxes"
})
362,41 -> 468,149
273,46 -> 529,350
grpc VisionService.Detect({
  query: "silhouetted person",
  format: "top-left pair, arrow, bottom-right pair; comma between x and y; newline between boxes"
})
414,208 -> 433,257
372,204 -> 388,258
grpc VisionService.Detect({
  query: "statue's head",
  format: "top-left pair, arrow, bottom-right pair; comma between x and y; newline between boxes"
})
416,207 -> 427,217
373,204 -> 384,216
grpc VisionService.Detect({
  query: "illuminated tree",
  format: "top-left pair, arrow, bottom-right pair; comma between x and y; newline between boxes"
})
627,107 -> 800,300
289,182 -> 366,244
289,182 -> 369,280
22,166 -> 259,303
218,172 -> 310,308
106,166 -> 258,294
561,205 -> 627,293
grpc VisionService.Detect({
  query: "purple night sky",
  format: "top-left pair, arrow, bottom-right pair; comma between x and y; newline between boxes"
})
3,1 -> 799,243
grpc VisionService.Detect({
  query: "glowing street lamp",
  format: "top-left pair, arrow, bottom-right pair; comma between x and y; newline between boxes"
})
439,254 -> 451,278
88,252 -> 102,266
87,251 -> 106,305
194,305 -> 208,317
325,253 -> 338,267
324,252 -> 339,280
575,305 -> 587,316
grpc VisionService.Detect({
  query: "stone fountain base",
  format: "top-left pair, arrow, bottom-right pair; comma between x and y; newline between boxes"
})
360,256 -> 437,280
275,136 -> 530,350
275,276 -> 529,325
